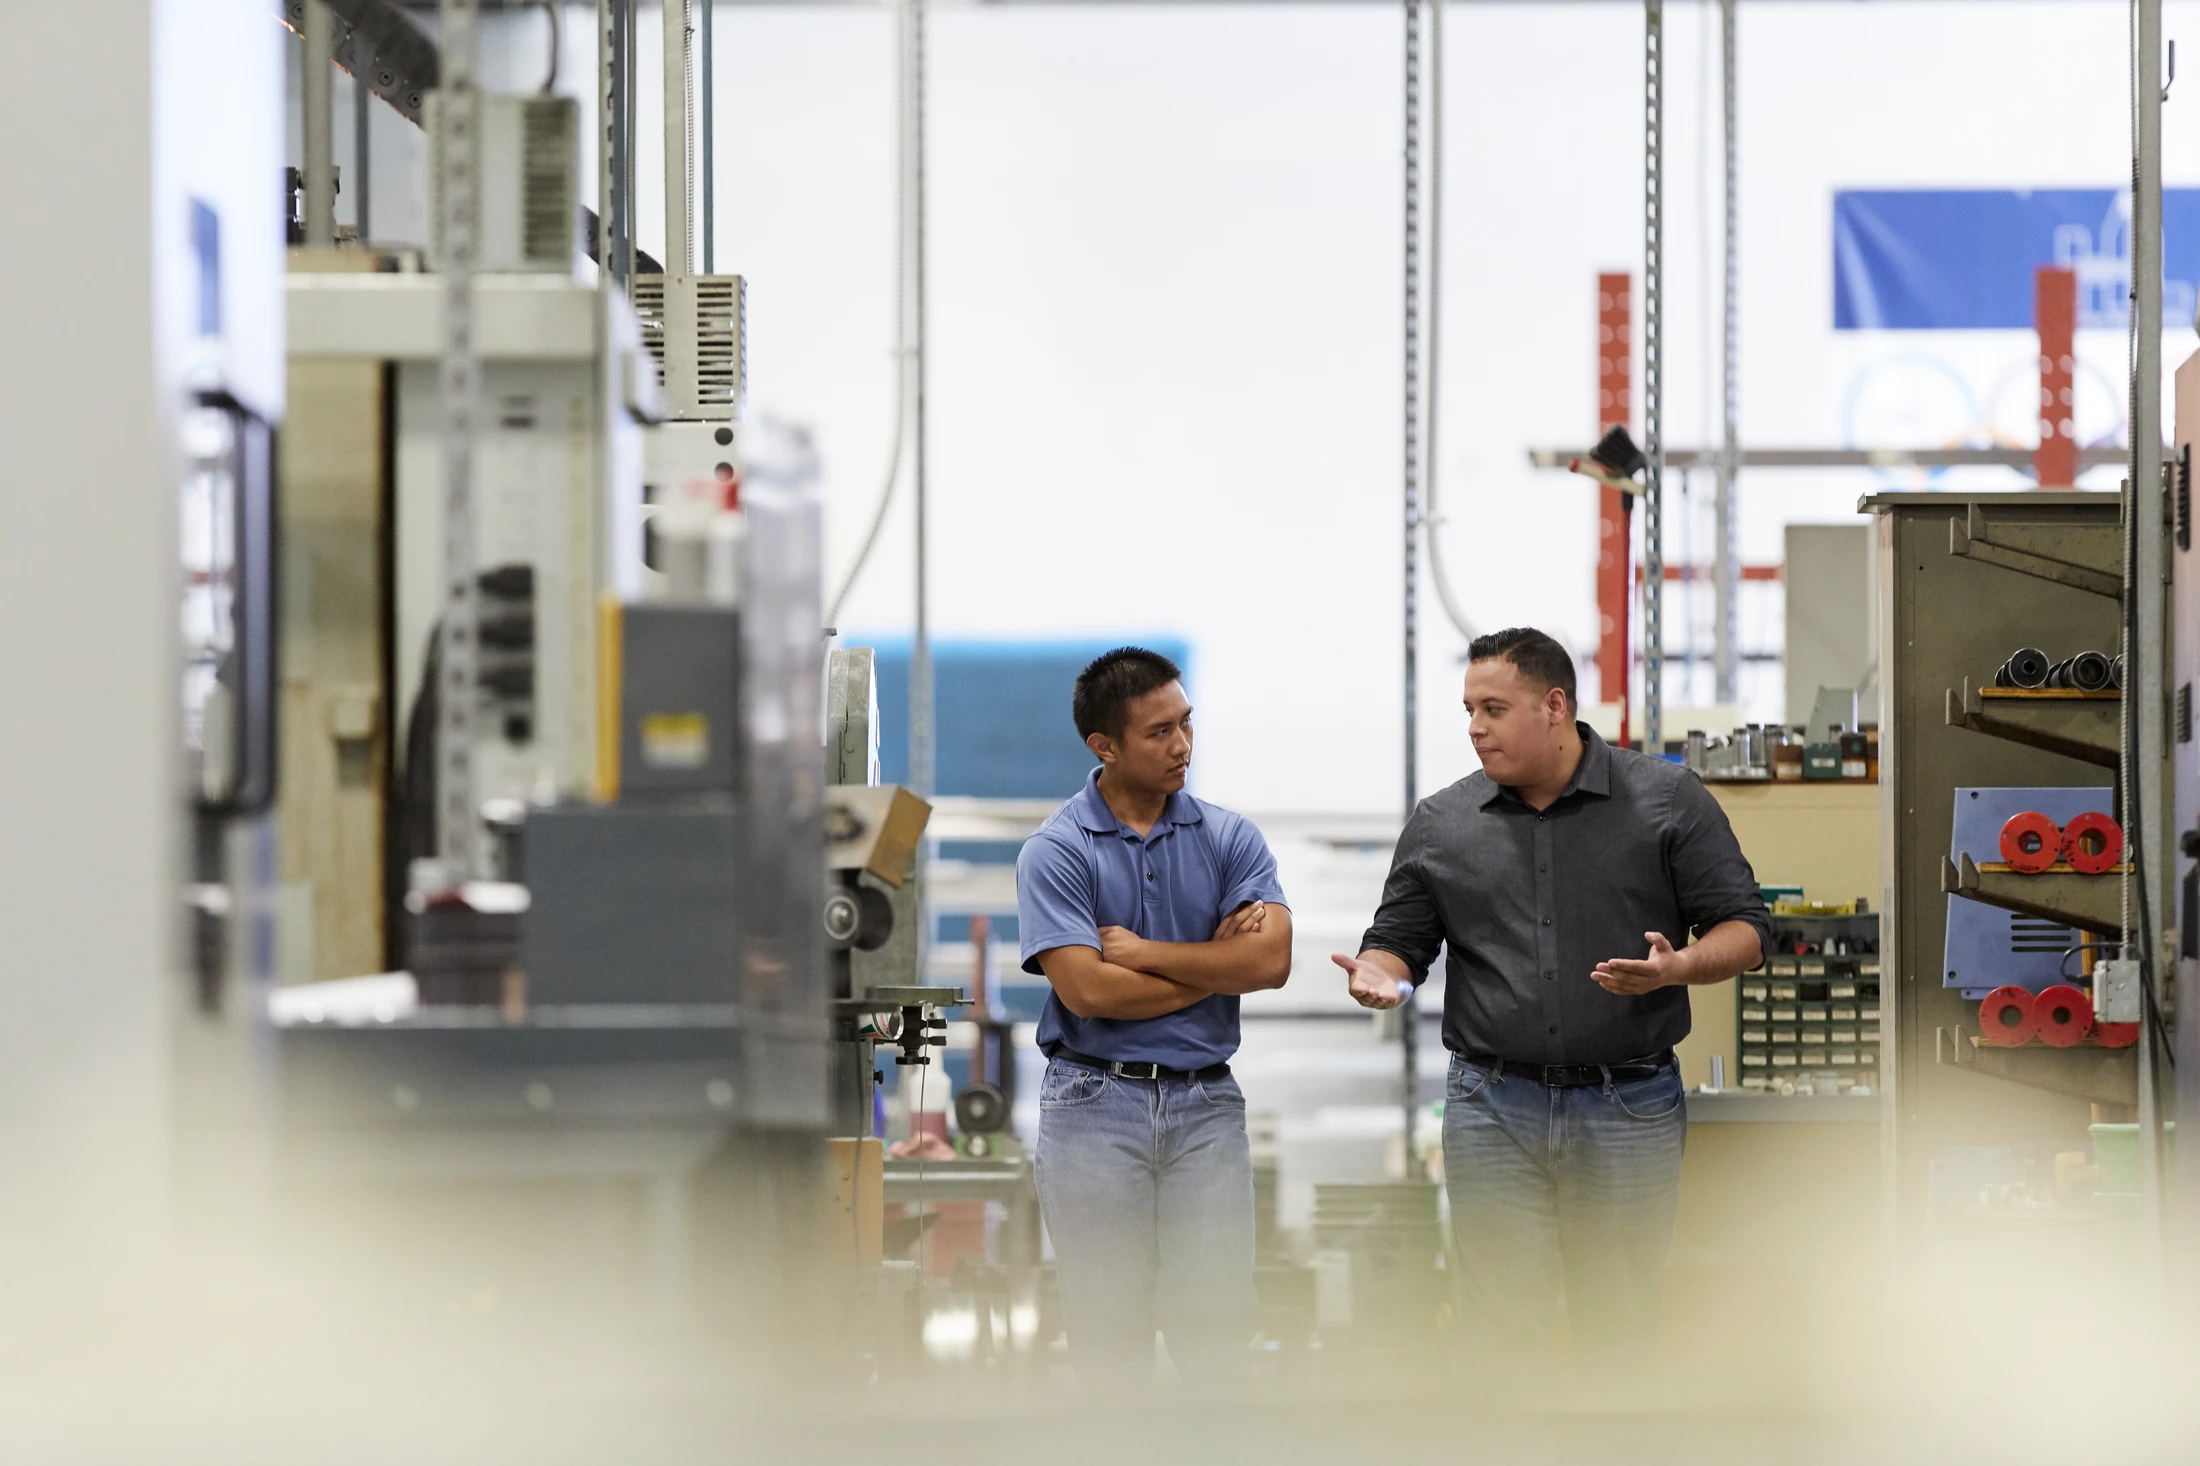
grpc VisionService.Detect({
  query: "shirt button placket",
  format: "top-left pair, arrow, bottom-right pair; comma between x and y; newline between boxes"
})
1536,816 -> 1562,1052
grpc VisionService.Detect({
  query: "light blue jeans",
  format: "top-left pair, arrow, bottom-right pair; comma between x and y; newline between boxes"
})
1034,1057 -> 1256,1388
1441,1051 -> 1687,1365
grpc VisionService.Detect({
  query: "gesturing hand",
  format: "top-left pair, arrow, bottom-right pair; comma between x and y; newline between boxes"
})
1591,931 -> 1689,995
1331,952 -> 1407,1011
1213,901 -> 1267,941
1098,926 -> 1148,971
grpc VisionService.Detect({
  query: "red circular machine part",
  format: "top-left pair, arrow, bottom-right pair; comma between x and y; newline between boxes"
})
1999,812 -> 2062,873
2033,984 -> 2095,1047
2095,1022 -> 2140,1049
1978,986 -> 2038,1047
2059,812 -> 2123,875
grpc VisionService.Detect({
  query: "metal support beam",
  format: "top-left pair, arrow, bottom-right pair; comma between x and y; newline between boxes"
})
1596,273 -> 1632,725
435,0 -> 482,879
303,0 -> 337,246
352,44 -> 371,239
1713,0 -> 1737,704
1400,0 -> 1425,1173
701,0 -> 716,274
2130,0 -> 2167,1263
2036,266 -> 2078,487
1641,0 -> 1665,749
664,0 -> 694,278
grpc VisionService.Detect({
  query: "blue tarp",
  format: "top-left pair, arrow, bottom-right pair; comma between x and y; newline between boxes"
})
1832,188 -> 2200,331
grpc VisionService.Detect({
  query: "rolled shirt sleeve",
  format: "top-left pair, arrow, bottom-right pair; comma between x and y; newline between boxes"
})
1664,773 -> 1773,968
1358,803 -> 1447,980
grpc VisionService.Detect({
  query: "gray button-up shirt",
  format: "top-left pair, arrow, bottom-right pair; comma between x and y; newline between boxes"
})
1361,725 -> 1771,1065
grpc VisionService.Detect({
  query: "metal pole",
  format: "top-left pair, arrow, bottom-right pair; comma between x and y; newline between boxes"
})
623,0 -> 638,284
906,0 -> 935,984
1714,0 -> 1738,706
598,0 -> 615,287
353,47 -> 371,241
303,0 -> 336,246
2131,0 -> 2166,1261
663,0 -> 692,278
1401,0 -> 1423,1170
701,0 -> 714,274
436,0 -> 483,879
1641,0 -> 1666,751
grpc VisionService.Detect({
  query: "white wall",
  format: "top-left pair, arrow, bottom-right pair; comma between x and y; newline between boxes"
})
428,1 -> 2200,814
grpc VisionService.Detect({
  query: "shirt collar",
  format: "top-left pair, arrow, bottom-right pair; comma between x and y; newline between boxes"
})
1073,767 -> 1205,835
1477,722 -> 1613,807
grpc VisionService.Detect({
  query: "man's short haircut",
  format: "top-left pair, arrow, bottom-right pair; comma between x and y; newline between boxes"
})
1073,646 -> 1184,741
1467,627 -> 1579,714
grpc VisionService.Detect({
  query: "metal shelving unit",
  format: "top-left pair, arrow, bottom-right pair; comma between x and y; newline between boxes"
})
1867,490 -> 2140,1248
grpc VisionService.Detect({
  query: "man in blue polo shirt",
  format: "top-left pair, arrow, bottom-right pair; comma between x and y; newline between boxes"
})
1017,646 -> 1293,1389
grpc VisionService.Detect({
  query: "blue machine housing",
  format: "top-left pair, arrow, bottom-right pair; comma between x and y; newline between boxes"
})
1943,786 -> 2113,999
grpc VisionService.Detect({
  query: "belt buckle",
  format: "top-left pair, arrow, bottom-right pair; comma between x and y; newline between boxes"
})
1111,1060 -> 1158,1080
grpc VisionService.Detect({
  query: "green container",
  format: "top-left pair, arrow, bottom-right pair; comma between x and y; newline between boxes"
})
2091,1121 -> 2176,1196
1802,744 -> 1844,780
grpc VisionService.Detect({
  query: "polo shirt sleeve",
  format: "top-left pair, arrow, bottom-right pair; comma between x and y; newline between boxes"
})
1016,830 -> 1103,976
1215,812 -> 1289,913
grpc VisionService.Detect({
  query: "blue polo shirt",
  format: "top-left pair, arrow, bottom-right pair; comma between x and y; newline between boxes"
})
1017,769 -> 1288,1069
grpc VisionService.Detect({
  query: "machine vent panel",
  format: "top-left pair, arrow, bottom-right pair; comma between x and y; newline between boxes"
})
631,276 -> 666,380
2180,682 -> 2192,745
628,275 -> 745,417
520,98 -> 578,268
694,275 -> 745,411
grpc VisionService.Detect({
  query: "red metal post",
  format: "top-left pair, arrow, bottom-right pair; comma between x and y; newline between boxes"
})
1596,273 -> 1633,723
2035,266 -> 2077,488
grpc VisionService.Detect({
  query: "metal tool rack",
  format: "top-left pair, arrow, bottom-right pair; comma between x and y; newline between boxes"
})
1867,490 -> 2148,1247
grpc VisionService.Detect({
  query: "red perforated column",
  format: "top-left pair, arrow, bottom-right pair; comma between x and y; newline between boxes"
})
1597,274 -> 1633,721
2035,266 -> 2077,488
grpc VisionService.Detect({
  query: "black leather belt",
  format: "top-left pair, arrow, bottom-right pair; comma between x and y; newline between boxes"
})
1461,1050 -> 1675,1088
1049,1047 -> 1231,1083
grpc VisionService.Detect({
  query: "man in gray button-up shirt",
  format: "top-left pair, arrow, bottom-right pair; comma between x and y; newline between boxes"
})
1332,627 -> 1769,1365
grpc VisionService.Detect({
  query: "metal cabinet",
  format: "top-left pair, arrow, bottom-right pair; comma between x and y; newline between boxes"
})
1867,490 -> 2132,1245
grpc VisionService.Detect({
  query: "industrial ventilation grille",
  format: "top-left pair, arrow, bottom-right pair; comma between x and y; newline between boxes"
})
629,274 -> 746,420
519,99 -> 577,269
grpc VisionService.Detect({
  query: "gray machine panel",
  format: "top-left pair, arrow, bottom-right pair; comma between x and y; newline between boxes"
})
522,803 -> 741,1005
619,604 -> 741,799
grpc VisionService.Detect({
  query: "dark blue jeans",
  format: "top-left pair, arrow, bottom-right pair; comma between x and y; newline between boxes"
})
1441,1051 -> 1686,1364
1034,1058 -> 1256,1389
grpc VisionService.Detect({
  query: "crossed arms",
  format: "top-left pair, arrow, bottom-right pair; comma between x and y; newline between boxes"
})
1036,901 -> 1294,1020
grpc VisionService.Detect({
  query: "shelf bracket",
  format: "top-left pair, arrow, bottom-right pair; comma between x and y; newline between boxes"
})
1941,852 -> 2126,937
1947,505 -> 2123,599
1943,680 -> 2122,769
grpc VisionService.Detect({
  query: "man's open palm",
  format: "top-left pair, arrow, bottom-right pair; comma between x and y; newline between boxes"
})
1332,953 -> 1406,1010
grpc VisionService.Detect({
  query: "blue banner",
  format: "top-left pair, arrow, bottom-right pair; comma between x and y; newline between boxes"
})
1833,188 -> 2200,330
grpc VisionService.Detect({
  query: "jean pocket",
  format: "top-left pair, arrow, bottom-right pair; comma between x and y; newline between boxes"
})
1039,1063 -> 1107,1109
1446,1057 -> 1496,1103
1610,1067 -> 1685,1121
1196,1073 -> 1246,1108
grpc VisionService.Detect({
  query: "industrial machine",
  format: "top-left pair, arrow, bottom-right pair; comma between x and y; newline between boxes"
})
256,1 -> 952,1342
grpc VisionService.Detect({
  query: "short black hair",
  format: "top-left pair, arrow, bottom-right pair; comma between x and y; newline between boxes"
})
1073,646 -> 1184,742
1467,626 -> 1578,714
